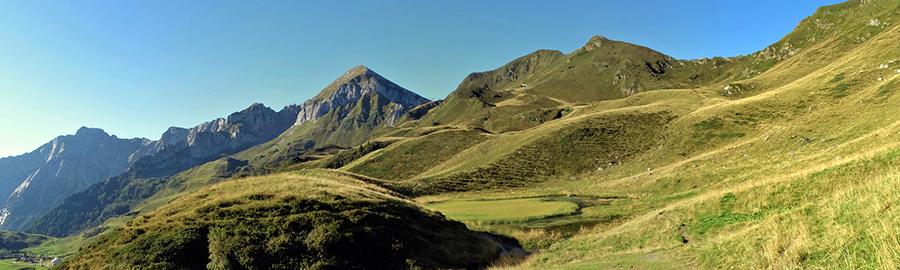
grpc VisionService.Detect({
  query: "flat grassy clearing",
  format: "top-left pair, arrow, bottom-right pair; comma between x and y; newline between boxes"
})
0,259 -> 38,270
428,197 -> 579,224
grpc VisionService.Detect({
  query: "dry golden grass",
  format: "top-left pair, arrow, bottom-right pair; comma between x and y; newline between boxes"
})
466,9 -> 900,270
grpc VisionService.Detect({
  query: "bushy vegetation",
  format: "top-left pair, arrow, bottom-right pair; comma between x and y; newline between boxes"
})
0,231 -> 51,251
320,140 -> 397,169
26,158 -> 245,238
59,170 -> 500,270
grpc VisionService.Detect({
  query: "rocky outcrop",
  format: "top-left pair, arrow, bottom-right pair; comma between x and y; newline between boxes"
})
294,66 -> 429,127
22,66 -> 427,235
0,127 -> 153,231
1,103 -> 302,232
128,103 -> 301,178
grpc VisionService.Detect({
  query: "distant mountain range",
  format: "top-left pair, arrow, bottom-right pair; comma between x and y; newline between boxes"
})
8,1 -> 900,268
13,65 -> 428,237
0,128 -> 153,231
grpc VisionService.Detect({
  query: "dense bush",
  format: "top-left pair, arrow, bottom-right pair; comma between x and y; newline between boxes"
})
58,172 -> 499,270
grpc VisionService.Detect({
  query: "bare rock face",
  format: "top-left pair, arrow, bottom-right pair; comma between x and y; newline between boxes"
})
0,103 -> 302,231
294,66 -> 429,127
12,66 -> 425,234
128,103 -> 301,178
0,127 -> 153,231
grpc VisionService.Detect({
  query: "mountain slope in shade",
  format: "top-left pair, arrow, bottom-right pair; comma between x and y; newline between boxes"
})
0,127 -> 154,231
6,103 -> 300,234
24,103 -> 300,237
27,66 -> 431,237
55,170 -> 501,270
126,103 -> 300,179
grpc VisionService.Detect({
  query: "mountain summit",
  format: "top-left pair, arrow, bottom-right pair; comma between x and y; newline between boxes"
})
27,66 -> 429,237
295,65 -> 429,127
0,127 -> 153,231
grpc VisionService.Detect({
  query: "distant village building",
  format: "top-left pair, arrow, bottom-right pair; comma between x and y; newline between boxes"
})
51,257 -> 61,266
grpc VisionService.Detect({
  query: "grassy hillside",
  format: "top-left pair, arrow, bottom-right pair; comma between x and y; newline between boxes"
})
472,1 -> 900,268
22,1 -> 900,269
415,0 -> 900,136
0,231 -> 52,251
344,127 -> 492,181
59,170 -> 501,270
418,36 -> 749,134
234,92 -> 413,174
26,157 -> 245,238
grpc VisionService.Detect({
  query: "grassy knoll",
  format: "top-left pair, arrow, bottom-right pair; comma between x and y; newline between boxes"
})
0,231 -> 52,250
59,170 -> 501,270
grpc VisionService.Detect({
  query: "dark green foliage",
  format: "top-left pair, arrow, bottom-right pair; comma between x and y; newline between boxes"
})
830,73 -> 846,83
59,177 -> 499,270
717,132 -> 746,139
25,175 -> 170,238
0,230 -> 52,250
26,158 -> 247,238
877,80 -> 897,97
518,107 -> 572,125
80,227 -> 108,239
721,193 -> 738,205
694,118 -> 723,131
830,80 -> 858,98
320,140 -> 397,169
250,145 -> 347,176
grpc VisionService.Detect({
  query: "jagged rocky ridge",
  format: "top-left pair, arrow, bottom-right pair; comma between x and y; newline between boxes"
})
2,103 -> 301,232
0,127 -> 154,231
26,66 -> 431,237
295,65 -> 429,127
127,103 -> 301,178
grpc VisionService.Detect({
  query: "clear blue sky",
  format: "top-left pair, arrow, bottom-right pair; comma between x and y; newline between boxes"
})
0,0 -> 844,158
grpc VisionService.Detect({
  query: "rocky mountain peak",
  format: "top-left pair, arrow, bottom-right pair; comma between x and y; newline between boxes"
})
295,66 -> 430,126
341,65 -> 372,78
0,126 -> 154,231
241,103 -> 270,114
582,35 -> 613,52
74,126 -> 109,138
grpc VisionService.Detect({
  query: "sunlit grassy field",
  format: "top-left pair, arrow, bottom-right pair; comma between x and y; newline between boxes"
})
429,197 -> 579,224
27,2 -> 900,269
0,259 -> 37,270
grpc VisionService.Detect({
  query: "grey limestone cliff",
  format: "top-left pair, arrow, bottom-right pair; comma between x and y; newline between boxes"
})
0,127 -> 154,231
294,66 -> 429,127
17,66 -> 428,236
0,103 -> 302,232
127,103 -> 301,178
